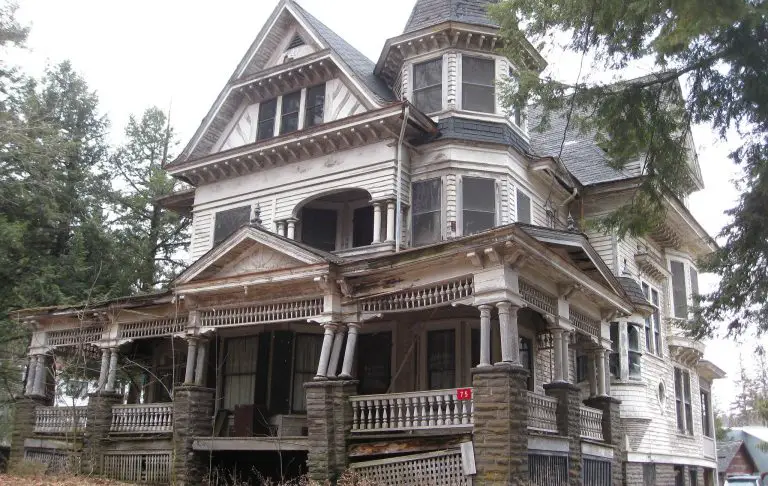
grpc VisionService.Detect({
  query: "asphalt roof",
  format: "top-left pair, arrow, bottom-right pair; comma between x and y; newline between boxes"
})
718,441 -> 746,472
292,2 -> 395,103
617,277 -> 651,308
404,0 -> 500,33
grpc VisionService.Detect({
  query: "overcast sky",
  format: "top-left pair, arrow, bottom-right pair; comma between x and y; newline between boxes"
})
10,0 -> 758,411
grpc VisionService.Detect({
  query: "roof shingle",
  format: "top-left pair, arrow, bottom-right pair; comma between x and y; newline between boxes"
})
404,0 -> 499,33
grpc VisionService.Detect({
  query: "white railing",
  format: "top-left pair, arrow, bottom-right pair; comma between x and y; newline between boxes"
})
527,392 -> 559,433
110,403 -> 173,434
34,406 -> 87,434
703,436 -> 716,459
351,389 -> 473,433
579,405 -> 604,441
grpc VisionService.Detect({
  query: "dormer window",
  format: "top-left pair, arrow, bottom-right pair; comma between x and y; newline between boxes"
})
462,56 -> 495,113
280,91 -> 302,135
252,84 -> 326,142
257,99 -> 278,141
413,58 -> 443,114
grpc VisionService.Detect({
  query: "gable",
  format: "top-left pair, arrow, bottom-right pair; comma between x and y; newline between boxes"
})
244,10 -> 323,76
201,239 -> 305,280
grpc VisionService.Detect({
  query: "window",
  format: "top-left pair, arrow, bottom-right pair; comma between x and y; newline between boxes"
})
671,260 -> 688,318
690,267 -> 700,309
413,58 -> 443,114
427,330 -> 455,389
462,56 -> 495,113
352,206 -> 374,248
576,354 -> 589,383
609,323 -> 619,378
689,469 -> 698,486
280,91 -> 301,135
675,367 -> 693,434
223,336 -> 259,411
214,206 -> 251,245
520,337 -> 533,391
462,177 -> 496,235
292,334 -> 323,412
517,189 -> 532,224
305,84 -> 326,128
642,464 -> 656,486
642,282 -> 662,356
301,208 -> 338,251
701,389 -> 712,437
628,324 -> 642,379
357,333 -> 392,395
674,466 -> 684,486
257,99 -> 278,141
412,178 -> 442,246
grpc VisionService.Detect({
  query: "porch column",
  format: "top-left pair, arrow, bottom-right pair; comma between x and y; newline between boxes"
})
598,349 -> 608,396
372,202 -> 382,244
561,331 -> 571,382
552,328 -> 564,382
497,302 -> 520,365
587,351 -> 598,397
195,339 -> 208,386
340,323 -> 360,378
315,324 -> 337,380
276,220 -> 286,237
105,348 -> 119,393
97,348 -> 110,390
33,354 -> 46,396
184,338 -> 198,385
327,325 -> 345,378
478,305 -> 493,368
287,218 -> 298,240
385,200 -> 396,242
24,356 -> 36,396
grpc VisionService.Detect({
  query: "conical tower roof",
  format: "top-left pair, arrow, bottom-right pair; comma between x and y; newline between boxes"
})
403,0 -> 499,33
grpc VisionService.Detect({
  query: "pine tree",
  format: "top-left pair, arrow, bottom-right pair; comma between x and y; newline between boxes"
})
489,0 -> 768,337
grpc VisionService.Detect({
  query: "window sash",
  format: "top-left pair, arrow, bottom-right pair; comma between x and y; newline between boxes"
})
462,56 -> 495,113
671,260 -> 688,318
291,334 -> 323,412
517,190 -> 532,224
280,91 -> 302,135
413,58 -> 443,114
257,99 -> 278,141
214,206 -> 251,245
701,390 -> 712,437
412,178 -> 442,246
462,177 -> 496,235
305,84 -> 326,129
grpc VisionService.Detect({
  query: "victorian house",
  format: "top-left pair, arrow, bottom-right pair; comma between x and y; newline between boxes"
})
11,0 -> 724,484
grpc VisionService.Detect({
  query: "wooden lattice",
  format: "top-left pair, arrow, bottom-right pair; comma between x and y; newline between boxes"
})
118,317 -> 187,339
200,298 -> 324,328
351,449 -> 468,486
519,279 -> 557,315
25,448 -> 79,474
360,278 -> 473,314
103,452 -> 171,484
570,308 -> 600,337
47,325 -> 105,347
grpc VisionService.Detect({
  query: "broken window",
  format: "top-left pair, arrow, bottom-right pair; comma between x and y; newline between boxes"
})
301,208 -> 337,252
427,330 -> 455,390
413,58 -> 443,114
462,177 -> 495,235
517,189 -> 532,224
462,56 -> 495,113
257,99 -> 278,141
305,84 -> 326,128
280,90 -> 301,135
213,206 -> 251,245
412,178 -> 442,246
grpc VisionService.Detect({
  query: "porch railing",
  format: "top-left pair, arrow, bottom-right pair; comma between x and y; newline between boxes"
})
110,403 -> 173,434
579,405 -> 603,441
350,388 -> 473,433
527,392 -> 559,433
34,406 -> 87,434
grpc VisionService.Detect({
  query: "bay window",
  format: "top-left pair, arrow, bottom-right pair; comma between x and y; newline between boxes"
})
462,177 -> 496,235
674,367 -> 693,434
517,189 -> 532,224
280,90 -> 302,135
462,56 -> 495,113
413,58 -> 443,114
412,178 -> 442,246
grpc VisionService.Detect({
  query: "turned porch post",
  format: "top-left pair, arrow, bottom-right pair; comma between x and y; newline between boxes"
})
287,218 -> 298,240
372,202 -> 382,244
340,323 -> 360,378
552,328 -> 564,382
24,356 -> 36,396
327,325 -> 346,378
195,339 -> 208,386
315,324 -> 337,380
184,338 -> 198,385
97,348 -> 110,390
478,305 -> 493,367
561,331 -> 571,382
497,302 -> 520,365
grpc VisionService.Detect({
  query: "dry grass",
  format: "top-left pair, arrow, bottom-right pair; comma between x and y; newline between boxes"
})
0,475 -> 131,485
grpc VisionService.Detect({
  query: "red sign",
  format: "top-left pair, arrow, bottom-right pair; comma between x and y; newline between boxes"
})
456,388 -> 472,400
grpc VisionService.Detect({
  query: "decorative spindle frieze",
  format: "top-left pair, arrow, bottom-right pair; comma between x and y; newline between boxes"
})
569,308 -> 601,338
110,403 -> 173,434
518,279 -> 558,315
118,317 -> 187,340
359,278 -> 474,314
47,326 -> 105,347
199,298 -> 324,328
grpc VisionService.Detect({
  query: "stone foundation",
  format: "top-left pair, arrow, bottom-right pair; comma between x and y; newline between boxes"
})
544,382 -> 582,486
172,386 -> 215,486
82,391 -> 123,475
305,380 -> 357,482
9,396 -> 46,471
584,396 -> 623,485
471,364 -> 529,485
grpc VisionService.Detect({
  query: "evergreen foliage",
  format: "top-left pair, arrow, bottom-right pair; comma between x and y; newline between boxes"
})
489,0 -> 768,337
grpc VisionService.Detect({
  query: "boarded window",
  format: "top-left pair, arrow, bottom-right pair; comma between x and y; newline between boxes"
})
462,56 -> 495,113
517,189 -> 532,224
609,322 -> 619,378
301,208 -> 337,252
427,330 -> 455,390
305,84 -> 326,128
462,177 -> 495,235
257,99 -> 278,141
214,206 -> 251,245
291,334 -> 323,413
413,58 -> 443,113
628,324 -> 642,379
280,91 -> 301,135
671,260 -> 688,318
223,336 -> 259,411
412,178 -> 442,246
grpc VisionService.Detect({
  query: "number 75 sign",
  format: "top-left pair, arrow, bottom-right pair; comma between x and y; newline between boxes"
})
456,388 -> 472,400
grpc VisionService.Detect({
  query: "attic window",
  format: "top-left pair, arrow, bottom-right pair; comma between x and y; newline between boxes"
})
288,34 -> 305,50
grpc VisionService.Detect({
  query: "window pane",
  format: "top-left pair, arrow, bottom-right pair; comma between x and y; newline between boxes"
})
462,57 -> 494,86
257,99 -> 277,141
280,91 -> 301,135
305,84 -> 326,128
413,179 -> 442,246
517,190 -> 532,224
629,352 -> 641,378
463,177 -> 495,211
690,268 -> 700,308
671,260 -> 688,318
463,210 -> 495,235
414,59 -> 443,88
214,206 -> 251,245
413,179 -> 441,214
462,84 -> 495,113
357,333 -> 392,395
301,208 -> 337,251
628,325 -> 640,351
413,212 -> 441,247
413,86 -> 442,114
427,330 -> 455,390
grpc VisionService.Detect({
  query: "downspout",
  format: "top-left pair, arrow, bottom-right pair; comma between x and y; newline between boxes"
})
395,104 -> 410,252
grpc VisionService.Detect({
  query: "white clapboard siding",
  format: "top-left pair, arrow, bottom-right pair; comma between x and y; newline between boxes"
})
585,230 -> 615,274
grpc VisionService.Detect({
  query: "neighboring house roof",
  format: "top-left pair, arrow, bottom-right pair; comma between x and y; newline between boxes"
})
291,2 -> 395,104
719,441 -> 748,472
404,0 -> 500,33
728,428 -> 768,472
